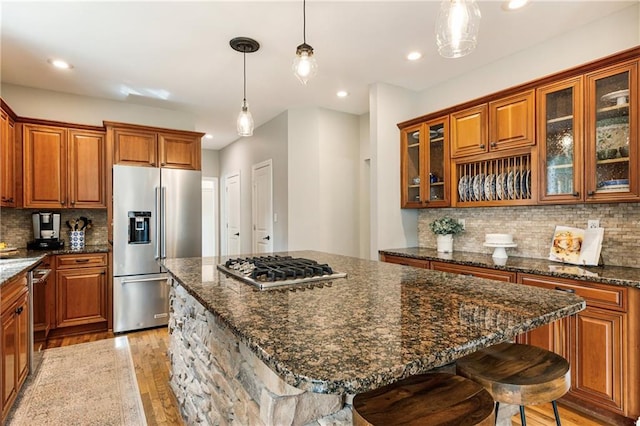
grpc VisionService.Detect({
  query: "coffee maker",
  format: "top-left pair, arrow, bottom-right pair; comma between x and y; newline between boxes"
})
27,212 -> 65,250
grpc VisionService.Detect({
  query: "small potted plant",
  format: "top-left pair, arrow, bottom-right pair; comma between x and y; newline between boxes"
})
429,216 -> 464,253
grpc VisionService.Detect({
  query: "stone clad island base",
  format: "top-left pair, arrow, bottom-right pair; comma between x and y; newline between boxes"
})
170,284 -> 352,425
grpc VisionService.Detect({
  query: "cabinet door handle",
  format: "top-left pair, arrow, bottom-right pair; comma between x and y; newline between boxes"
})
479,144 -> 485,149
572,192 -> 580,197
490,142 -> 497,148
15,306 -> 23,315
61,199 -> 65,205
75,258 -> 91,263
555,286 -> 576,293
587,190 -> 595,196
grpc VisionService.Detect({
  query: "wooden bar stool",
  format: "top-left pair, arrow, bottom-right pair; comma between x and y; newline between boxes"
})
456,342 -> 570,426
352,372 -> 495,426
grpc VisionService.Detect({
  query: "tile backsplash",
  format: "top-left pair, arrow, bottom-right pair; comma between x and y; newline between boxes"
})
419,203 -> 640,268
0,208 -> 108,248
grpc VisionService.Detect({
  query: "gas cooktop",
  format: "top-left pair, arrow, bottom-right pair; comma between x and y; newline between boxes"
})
217,255 -> 347,290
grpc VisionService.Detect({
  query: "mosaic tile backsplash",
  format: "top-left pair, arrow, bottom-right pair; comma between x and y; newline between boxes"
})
0,208 -> 108,248
419,203 -> 640,268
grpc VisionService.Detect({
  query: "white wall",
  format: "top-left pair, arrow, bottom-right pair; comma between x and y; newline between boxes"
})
359,113 -> 371,259
417,3 -> 640,115
1,83 -> 197,130
369,83 -> 419,260
286,108 -> 361,257
287,108 -> 320,253
219,111 -> 288,254
318,109 -> 360,257
201,149 -> 220,178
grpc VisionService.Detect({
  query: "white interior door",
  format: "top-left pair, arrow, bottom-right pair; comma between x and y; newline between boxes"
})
252,160 -> 273,253
225,172 -> 241,256
202,177 -> 218,257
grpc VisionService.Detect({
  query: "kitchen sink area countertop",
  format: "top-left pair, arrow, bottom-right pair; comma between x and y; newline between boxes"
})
0,245 -> 110,287
160,250 -> 585,395
379,247 -> 640,289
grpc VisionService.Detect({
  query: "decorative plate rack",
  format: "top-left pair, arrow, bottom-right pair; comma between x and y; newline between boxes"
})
456,153 -> 533,205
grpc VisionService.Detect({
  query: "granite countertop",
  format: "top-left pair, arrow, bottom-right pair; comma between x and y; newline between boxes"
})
379,247 -> 640,289
160,250 -> 585,395
0,245 -> 110,287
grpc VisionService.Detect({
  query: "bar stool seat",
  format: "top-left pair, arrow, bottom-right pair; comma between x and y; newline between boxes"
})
456,342 -> 570,426
352,372 -> 495,426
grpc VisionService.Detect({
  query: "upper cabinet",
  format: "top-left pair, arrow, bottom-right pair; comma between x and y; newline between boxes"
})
108,122 -> 203,170
538,76 -> 584,203
584,59 -> 638,202
23,123 -> 106,209
451,90 -> 534,158
400,47 -> 640,209
0,106 -> 17,207
401,117 -> 450,208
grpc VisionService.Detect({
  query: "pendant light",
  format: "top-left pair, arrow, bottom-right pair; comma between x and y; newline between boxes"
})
230,37 -> 260,137
292,0 -> 317,84
435,0 -> 481,59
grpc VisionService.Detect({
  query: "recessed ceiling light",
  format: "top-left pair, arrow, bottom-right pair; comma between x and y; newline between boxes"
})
502,0 -> 529,11
204,134 -> 213,139
407,52 -> 422,61
48,58 -> 73,69
336,91 -> 349,98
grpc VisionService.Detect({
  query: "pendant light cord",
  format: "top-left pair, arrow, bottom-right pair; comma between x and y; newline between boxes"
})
303,0 -> 306,44
243,51 -> 247,104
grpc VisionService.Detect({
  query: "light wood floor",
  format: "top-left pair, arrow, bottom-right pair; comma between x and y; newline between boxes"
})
47,328 -> 610,426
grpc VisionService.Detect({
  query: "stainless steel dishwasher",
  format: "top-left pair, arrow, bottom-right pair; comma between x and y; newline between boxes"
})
28,264 -> 51,375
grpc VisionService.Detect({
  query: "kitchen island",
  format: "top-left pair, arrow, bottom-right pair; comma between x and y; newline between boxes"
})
161,251 -> 585,425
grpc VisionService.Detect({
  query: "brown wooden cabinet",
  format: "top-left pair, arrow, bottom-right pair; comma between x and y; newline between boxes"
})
32,256 -> 54,343
517,273 -> 639,424
450,91 -> 534,159
430,261 -> 516,282
400,117 -> 451,208
0,106 -> 17,207
1,274 -> 29,423
380,253 -> 430,269
55,253 -> 108,330
108,121 -> 202,170
22,123 -> 106,209
450,104 -> 487,158
584,59 -> 639,203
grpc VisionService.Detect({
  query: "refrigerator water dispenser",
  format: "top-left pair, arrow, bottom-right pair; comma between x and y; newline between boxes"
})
128,211 -> 151,244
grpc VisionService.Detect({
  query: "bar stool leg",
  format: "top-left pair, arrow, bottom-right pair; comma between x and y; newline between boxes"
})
494,402 -> 500,425
552,401 -> 562,426
519,406 -> 526,426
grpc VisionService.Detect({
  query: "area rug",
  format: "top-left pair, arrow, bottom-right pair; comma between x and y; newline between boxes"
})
7,336 -> 147,426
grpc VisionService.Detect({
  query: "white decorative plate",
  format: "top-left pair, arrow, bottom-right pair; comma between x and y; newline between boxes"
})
507,171 -> 515,200
601,89 -> 629,105
458,176 -> 467,201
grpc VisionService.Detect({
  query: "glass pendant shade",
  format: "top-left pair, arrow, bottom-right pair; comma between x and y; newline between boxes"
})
435,0 -> 481,59
293,44 -> 318,85
237,101 -> 254,137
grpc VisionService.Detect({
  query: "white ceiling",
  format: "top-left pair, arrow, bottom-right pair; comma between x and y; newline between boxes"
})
1,1 -> 635,149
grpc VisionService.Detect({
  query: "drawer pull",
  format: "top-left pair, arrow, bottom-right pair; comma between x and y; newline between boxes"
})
75,259 -> 91,263
555,286 -> 575,293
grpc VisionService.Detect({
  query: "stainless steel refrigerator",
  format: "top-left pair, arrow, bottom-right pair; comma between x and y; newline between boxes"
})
113,165 -> 201,333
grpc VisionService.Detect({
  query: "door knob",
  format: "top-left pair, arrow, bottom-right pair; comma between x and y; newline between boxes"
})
262,235 -> 270,240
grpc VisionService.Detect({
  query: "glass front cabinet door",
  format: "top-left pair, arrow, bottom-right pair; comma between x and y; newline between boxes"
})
400,118 -> 450,208
585,60 -> 638,202
425,117 -> 450,207
538,76 -> 584,203
401,123 -> 425,208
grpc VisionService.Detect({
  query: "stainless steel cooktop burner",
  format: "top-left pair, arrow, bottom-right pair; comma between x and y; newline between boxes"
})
217,255 -> 347,290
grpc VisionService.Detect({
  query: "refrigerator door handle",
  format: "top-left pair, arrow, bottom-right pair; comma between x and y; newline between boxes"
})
161,186 -> 167,258
121,276 -> 168,284
155,186 -> 160,260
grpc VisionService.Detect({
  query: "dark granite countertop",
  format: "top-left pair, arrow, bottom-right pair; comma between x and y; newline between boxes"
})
0,245 -> 110,287
379,247 -> 640,289
160,250 -> 585,395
